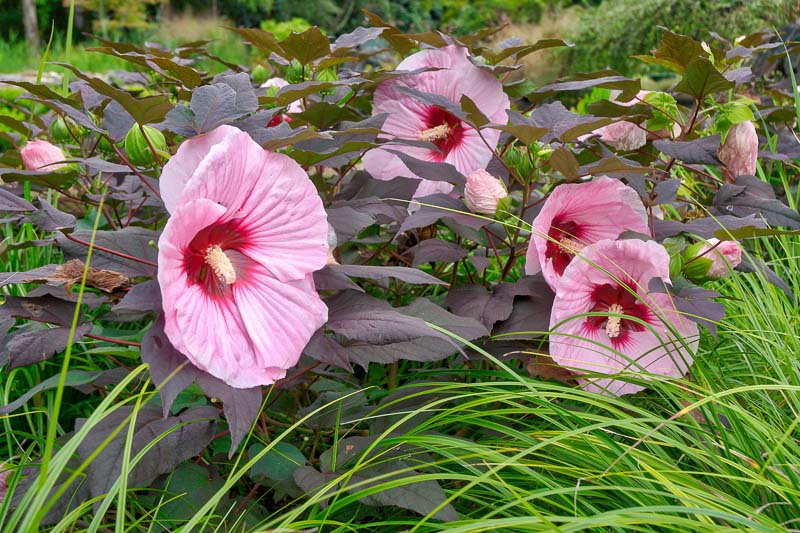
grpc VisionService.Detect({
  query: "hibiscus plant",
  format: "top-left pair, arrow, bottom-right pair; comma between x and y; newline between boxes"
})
0,17 -> 798,529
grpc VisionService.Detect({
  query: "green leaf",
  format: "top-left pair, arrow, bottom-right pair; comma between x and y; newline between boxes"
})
713,100 -> 756,141
644,91 -> 679,131
249,442 -> 307,482
674,58 -> 734,99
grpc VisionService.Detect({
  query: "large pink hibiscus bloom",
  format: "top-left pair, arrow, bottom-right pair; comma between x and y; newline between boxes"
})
362,45 -> 510,198
525,177 -> 649,291
157,125 -> 329,388
549,239 -> 698,396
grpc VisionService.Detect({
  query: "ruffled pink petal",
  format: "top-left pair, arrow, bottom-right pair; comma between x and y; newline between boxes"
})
548,239 -> 698,396
179,129 -> 329,282
527,176 -> 649,290
159,125 -> 241,214
231,268 -> 328,380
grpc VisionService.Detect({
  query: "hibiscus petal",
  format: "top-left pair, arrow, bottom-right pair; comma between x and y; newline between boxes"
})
159,125 -> 241,214
180,130 -> 329,282
232,269 -> 328,383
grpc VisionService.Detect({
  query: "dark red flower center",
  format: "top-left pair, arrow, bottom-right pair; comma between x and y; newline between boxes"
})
419,106 -> 464,161
545,218 -> 584,276
585,282 -> 651,347
183,221 -> 249,297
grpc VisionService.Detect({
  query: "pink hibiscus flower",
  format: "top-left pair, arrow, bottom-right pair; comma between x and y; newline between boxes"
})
157,125 -> 329,388
525,177 -> 650,291
362,45 -> 510,198
549,239 -> 698,396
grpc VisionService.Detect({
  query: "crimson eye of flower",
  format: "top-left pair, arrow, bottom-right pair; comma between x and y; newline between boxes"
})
419,106 -> 464,160
584,282 -> 651,348
545,218 -> 583,276
182,221 -> 249,297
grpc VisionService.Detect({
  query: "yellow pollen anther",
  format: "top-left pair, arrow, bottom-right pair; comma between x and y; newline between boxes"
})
558,237 -> 584,255
418,124 -> 451,142
204,245 -> 236,285
605,303 -> 624,338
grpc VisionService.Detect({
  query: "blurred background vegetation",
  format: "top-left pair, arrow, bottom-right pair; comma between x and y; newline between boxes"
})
1,0 -> 799,80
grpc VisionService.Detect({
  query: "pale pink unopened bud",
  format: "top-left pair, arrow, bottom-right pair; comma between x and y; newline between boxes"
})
465,169 -> 508,215
718,121 -> 758,183
701,238 -> 743,278
598,121 -> 647,151
20,140 -> 67,171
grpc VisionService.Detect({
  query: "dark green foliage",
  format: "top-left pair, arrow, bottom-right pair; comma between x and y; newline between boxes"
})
569,0 -> 800,75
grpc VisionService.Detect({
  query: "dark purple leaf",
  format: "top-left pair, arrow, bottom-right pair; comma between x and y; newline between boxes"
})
75,405 -> 217,505
0,168 -> 80,189
30,199 -> 76,232
0,265 -> 59,286
535,73 -> 640,102
724,67 -> 753,84
446,276 -> 552,330
279,27 -> 330,64
406,239 -> 467,266
4,323 -> 92,369
653,135 -> 721,165
491,275 -> 555,338
80,157 -> 131,174
674,58 -> 734,98
712,175 -> 800,228
398,193 -> 489,233
313,266 -> 364,292
141,316 -> 261,456
737,255 -> 794,299
649,279 -> 724,336
51,62 -> 173,125
0,187 -> 35,212
326,206 -> 376,241
332,27 -> 385,50
110,280 -> 162,320
652,179 -> 681,204
654,214 -> 767,240
212,72 -> 259,115
329,264 -> 446,286
0,294 -> 82,326
529,102 -> 612,143
102,100 -> 136,142
303,330 -> 353,369
385,151 -> 465,186
57,227 -> 159,277
0,369 -> 109,415
191,83 -> 252,134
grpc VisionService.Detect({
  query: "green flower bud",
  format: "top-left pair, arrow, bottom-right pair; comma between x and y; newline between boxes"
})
504,146 -> 533,182
124,125 -> 167,167
252,64 -> 270,85
96,134 -> 116,154
51,116 -> 82,143
285,60 -> 304,84
668,252 -> 684,280
682,241 -> 713,282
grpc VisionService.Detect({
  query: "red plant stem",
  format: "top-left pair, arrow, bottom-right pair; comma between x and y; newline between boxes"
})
111,144 -> 161,198
85,333 -> 141,348
62,232 -> 158,267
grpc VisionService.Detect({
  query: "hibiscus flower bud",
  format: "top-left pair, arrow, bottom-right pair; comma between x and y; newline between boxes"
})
465,169 -> 509,215
718,121 -> 758,183
599,121 -> 647,151
251,64 -> 270,85
503,146 -> 533,181
20,140 -> 68,171
683,238 -> 743,280
124,125 -> 167,167
50,116 -> 83,143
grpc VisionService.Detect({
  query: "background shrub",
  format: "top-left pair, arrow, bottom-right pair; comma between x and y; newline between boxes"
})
568,0 -> 800,75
